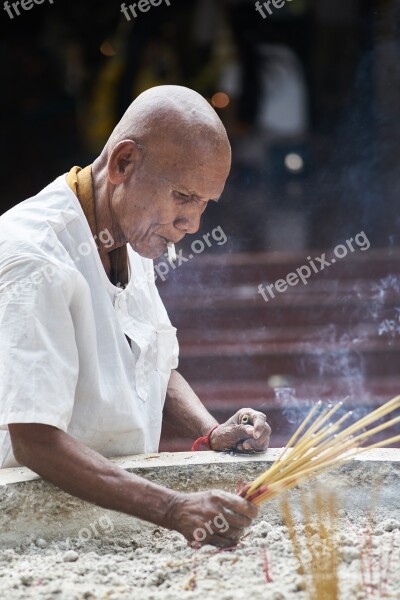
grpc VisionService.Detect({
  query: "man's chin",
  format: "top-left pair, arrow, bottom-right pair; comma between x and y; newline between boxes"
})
130,241 -> 166,261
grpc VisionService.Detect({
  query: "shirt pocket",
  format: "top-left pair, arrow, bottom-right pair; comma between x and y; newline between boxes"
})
114,293 -> 157,403
126,323 -> 157,403
156,324 -> 178,376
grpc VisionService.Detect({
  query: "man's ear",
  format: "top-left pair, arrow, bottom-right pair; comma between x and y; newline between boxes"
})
107,140 -> 143,185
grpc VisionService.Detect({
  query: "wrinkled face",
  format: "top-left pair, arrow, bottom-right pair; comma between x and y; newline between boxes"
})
112,142 -> 231,259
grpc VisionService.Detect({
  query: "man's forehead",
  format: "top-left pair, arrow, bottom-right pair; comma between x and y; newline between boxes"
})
165,170 -> 226,200
153,134 -> 231,169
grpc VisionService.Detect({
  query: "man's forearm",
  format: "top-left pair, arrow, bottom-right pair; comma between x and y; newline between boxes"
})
163,370 -> 218,439
9,424 -> 177,529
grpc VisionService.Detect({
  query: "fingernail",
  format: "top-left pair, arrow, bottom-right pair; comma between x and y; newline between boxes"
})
243,442 -> 250,450
254,431 -> 260,439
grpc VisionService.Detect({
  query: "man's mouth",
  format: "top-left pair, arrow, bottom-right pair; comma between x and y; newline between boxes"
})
159,235 -> 183,246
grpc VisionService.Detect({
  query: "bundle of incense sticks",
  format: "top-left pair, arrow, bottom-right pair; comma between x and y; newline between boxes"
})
239,396 -> 400,506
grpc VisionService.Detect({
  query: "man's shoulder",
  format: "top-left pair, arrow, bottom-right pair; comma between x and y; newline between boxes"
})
0,175 -> 87,255
1,174 -> 80,232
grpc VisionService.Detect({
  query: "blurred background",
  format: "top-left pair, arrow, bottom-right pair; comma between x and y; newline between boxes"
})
1,0 -> 400,448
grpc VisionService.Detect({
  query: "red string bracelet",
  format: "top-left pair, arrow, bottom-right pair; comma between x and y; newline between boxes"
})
191,424 -> 219,451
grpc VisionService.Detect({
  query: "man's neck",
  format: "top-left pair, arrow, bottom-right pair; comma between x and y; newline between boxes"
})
92,160 -> 126,258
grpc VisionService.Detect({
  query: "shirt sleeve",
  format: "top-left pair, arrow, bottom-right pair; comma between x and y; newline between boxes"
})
0,256 -> 80,431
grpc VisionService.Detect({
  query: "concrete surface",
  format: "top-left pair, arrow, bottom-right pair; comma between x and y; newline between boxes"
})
1,449 -> 399,549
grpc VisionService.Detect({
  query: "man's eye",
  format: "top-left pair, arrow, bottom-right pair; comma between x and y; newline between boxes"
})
175,191 -> 195,203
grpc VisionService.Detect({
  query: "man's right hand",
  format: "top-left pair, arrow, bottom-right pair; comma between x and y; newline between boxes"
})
166,490 -> 258,547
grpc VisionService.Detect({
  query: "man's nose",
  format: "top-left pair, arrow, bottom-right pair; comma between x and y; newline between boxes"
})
174,207 -> 202,235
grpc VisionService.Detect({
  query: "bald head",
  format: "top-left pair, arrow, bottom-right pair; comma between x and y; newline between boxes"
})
103,85 -> 231,166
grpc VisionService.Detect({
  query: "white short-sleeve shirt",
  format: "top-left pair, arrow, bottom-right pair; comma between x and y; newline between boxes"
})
0,175 -> 179,468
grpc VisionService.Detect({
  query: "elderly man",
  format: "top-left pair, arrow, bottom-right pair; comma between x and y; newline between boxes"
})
0,85 -> 270,547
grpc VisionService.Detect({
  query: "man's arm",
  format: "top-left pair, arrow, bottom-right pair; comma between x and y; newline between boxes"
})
164,370 -> 271,452
9,423 -> 257,547
163,369 -> 218,438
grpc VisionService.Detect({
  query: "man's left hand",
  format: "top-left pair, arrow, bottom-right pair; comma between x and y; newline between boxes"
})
210,409 -> 271,453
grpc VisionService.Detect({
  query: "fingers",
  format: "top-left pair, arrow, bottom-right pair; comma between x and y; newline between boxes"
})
222,509 -> 254,529
216,410 -> 271,452
233,424 -> 257,440
196,532 -> 240,548
235,411 -> 271,452
236,411 -> 271,441
217,491 -> 259,520
251,413 -> 270,439
242,411 -> 270,438
239,430 -> 270,452
236,429 -> 270,452
190,510 -> 249,548
210,423 -> 255,451
181,490 -> 258,549
208,530 -> 242,547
